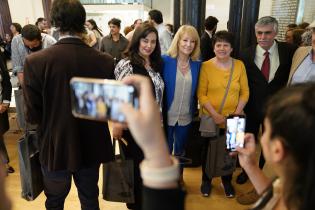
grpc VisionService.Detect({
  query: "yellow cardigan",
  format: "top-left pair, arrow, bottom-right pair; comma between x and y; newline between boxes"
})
197,58 -> 249,117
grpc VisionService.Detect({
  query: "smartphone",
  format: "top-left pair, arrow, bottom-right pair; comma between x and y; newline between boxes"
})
70,77 -> 139,122
226,115 -> 246,151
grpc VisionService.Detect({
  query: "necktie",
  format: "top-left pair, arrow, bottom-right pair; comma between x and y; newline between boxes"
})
261,51 -> 270,81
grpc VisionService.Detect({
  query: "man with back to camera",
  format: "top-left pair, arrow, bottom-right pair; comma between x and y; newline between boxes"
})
99,18 -> 129,65
148,9 -> 172,55
11,24 -> 56,86
200,16 -> 218,62
237,16 -> 297,204
23,0 -> 115,209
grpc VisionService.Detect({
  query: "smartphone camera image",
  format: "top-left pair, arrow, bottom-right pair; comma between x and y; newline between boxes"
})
226,115 -> 246,151
70,77 -> 138,122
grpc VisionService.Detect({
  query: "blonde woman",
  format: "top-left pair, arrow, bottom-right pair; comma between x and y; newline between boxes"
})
162,25 -> 201,179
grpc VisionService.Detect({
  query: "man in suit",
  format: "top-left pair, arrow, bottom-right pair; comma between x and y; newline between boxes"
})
200,16 -> 218,62
237,16 -> 296,203
0,54 -> 13,174
23,0 -> 114,209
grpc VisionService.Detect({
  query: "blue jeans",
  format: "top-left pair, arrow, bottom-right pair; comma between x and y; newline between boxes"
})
167,123 -> 192,156
41,164 -> 100,210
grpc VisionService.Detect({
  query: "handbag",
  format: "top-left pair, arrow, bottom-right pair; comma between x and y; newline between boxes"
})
199,60 -> 235,137
17,130 -> 44,201
102,138 -> 135,203
205,134 -> 237,178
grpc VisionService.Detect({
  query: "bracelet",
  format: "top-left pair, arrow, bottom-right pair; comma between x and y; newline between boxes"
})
140,156 -> 180,183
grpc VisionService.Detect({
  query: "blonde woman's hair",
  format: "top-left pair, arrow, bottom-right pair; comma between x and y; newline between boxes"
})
167,25 -> 200,61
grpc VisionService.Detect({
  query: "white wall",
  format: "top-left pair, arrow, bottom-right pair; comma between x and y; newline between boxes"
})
259,0 -> 273,18
8,0 -> 44,26
205,0 -> 230,31
152,0 -> 173,25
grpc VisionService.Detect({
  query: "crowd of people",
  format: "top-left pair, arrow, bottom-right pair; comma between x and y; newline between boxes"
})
0,0 -> 315,210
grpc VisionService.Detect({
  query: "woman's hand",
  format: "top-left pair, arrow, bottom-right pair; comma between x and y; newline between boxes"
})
212,112 -> 226,125
236,133 -> 257,170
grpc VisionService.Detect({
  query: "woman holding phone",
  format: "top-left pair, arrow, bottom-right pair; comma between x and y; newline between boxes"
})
197,30 -> 249,198
113,23 -> 164,210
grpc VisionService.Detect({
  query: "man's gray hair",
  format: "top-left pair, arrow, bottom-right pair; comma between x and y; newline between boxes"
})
255,16 -> 279,34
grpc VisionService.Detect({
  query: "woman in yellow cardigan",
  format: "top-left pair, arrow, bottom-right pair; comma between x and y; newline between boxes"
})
197,31 -> 249,198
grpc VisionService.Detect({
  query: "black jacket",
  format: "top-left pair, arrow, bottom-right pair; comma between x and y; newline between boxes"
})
0,55 -> 11,135
200,32 -> 215,62
239,41 -> 297,122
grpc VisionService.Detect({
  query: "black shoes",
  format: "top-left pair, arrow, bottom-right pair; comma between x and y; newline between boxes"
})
200,180 -> 211,197
236,171 -> 248,184
221,182 -> 235,198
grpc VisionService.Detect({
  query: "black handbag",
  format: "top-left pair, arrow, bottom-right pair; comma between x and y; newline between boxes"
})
17,130 -> 43,201
205,134 -> 237,178
102,138 -> 135,203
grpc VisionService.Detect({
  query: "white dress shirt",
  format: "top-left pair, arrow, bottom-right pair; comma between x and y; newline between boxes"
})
291,51 -> 315,84
156,24 -> 172,55
255,41 -> 280,82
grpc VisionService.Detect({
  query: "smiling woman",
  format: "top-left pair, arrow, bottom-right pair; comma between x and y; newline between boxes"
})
197,30 -> 249,198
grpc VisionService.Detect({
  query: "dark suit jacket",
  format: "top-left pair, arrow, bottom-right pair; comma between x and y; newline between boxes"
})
23,38 -> 115,171
239,41 -> 297,122
0,56 -> 11,135
200,32 -> 215,62
143,186 -> 185,210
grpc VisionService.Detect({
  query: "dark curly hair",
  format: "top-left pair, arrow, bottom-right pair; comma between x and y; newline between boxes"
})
50,0 -> 86,34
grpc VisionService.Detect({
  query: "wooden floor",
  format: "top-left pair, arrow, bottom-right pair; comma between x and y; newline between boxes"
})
3,117 -> 254,210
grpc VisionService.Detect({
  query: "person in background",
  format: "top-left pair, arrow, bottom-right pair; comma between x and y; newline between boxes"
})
100,18 -> 129,65
113,23 -> 164,210
165,23 -> 174,38
237,16 -> 296,205
162,25 -> 201,183
148,9 -> 172,55
197,30 -> 249,198
286,23 -> 297,30
126,19 -> 143,42
298,22 -> 310,29
287,26 -> 315,85
35,17 -> 48,33
0,54 -> 13,174
86,19 -> 103,50
124,25 -> 133,36
200,16 -> 218,62
286,28 -> 305,46
11,24 -> 56,85
10,23 -> 22,37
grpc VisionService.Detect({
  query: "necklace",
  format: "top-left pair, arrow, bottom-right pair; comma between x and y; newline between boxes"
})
177,59 -> 190,75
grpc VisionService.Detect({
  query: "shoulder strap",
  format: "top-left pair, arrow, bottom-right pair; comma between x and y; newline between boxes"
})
218,59 -> 234,114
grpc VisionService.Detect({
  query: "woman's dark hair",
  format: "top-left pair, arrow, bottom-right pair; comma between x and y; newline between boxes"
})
292,28 -> 305,46
265,83 -> 315,210
87,19 -> 103,37
11,23 -> 22,33
50,0 -> 86,34
128,23 -> 162,73
212,30 -> 234,48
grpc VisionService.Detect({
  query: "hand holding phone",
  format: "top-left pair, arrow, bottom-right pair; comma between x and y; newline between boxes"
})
226,115 -> 246,151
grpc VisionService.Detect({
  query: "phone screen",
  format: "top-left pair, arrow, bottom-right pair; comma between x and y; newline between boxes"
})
70,77 -> 138,122
226,115 -> 246,151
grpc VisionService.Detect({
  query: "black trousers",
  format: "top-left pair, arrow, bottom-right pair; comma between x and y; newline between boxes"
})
0,135 -> 9,164
200,129 -> 233,184
41,164 -> 100,210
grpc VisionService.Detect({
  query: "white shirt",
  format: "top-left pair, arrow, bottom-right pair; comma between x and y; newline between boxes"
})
291,51 -> 315,84
156,24 -> 172,55
255,41 -> 280,82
